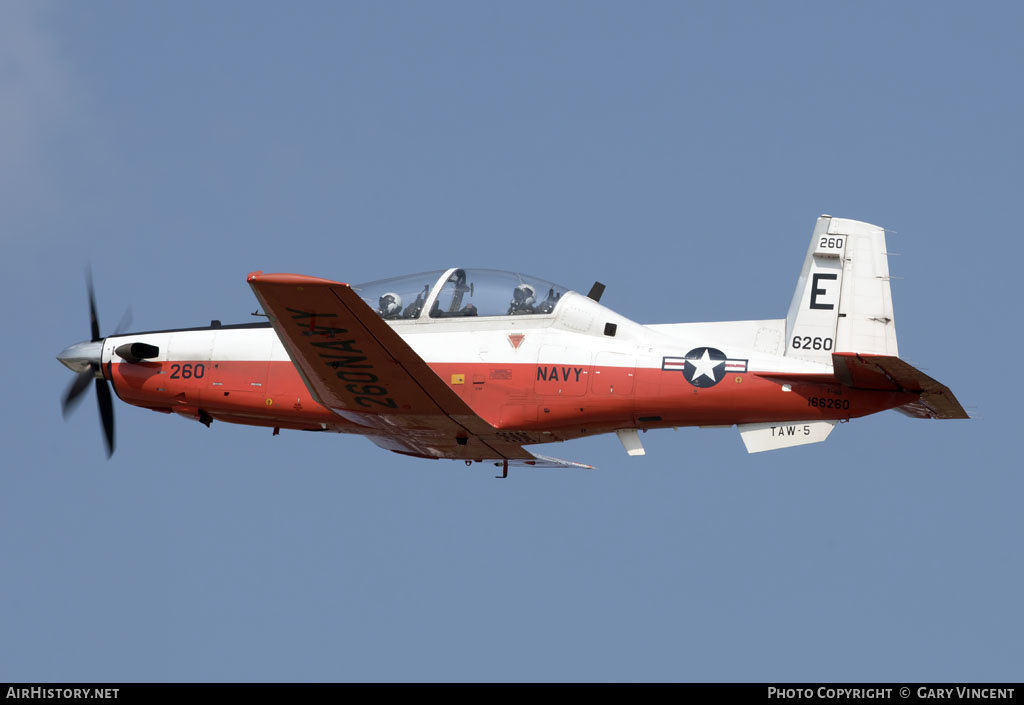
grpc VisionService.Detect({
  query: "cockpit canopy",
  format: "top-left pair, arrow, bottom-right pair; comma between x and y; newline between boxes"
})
351,269 -> 569,321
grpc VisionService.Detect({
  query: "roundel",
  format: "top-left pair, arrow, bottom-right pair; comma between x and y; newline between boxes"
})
682,347 -> 727,388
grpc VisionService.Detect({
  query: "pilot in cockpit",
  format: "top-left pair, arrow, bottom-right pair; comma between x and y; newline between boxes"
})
508,284 -> 537,315
378,292 -> 403,320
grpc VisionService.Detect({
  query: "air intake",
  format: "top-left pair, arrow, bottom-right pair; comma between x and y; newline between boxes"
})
114,342 -> 159,363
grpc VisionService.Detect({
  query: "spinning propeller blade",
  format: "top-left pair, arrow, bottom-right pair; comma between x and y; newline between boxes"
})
59,272 -> 123,458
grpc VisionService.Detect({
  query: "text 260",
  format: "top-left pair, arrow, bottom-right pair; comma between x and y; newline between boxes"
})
170,363 -> 205,379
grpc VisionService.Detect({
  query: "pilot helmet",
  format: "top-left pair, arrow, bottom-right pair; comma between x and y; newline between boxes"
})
379,292 -> 402,317
513,284 -> 536,307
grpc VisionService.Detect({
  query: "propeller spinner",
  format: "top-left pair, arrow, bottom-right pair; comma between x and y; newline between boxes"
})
57,273 -> 130,458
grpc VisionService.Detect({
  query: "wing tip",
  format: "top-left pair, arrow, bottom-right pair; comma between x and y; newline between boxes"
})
247,271 -> 349,287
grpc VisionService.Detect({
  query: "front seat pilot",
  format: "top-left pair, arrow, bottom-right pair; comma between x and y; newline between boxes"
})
378,292 -> 403,319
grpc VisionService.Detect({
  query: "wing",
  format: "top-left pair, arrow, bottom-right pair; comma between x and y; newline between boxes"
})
248,271 -> 587,463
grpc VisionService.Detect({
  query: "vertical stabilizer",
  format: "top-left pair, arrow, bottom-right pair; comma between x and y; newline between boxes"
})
785,215 -> 898,364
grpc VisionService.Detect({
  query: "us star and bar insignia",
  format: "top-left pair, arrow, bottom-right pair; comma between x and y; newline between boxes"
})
662,347 -> 748,388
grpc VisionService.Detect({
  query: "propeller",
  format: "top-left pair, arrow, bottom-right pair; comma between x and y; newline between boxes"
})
59,271 -> 131,458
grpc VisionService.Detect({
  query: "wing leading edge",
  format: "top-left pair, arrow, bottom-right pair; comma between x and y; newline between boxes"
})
247,271 -> 586,463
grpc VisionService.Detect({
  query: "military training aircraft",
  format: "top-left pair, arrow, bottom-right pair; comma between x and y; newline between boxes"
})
58,215 -> 967,475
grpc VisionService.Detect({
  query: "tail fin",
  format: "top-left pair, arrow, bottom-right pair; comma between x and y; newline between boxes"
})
785,215 -> 899,364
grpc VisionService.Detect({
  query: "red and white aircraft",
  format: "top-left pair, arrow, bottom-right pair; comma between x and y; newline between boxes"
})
59,215 -> 966,475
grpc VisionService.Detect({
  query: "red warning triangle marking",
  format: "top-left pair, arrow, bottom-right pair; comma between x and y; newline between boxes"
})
508,334 -> 525,349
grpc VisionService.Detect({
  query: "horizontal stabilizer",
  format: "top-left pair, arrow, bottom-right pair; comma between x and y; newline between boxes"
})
756,354 -> 967,421
832,353 -> 968,419
738,419 -> 838,453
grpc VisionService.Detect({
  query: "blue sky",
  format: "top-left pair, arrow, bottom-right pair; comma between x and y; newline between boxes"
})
2,1 -> 1021,682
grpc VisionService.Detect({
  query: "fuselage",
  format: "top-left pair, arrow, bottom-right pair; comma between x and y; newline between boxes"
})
97,291 -> 914,446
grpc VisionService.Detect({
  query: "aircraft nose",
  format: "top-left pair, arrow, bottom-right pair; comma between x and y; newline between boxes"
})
57,340 -> 103,374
